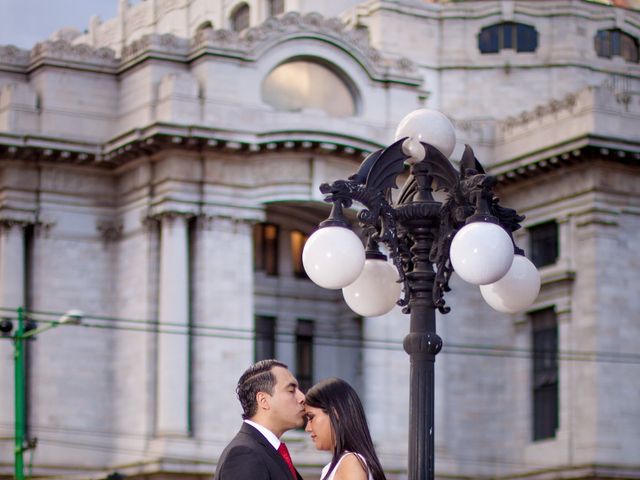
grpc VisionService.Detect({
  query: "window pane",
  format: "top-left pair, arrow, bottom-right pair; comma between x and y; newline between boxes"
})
611,30 -> 621,56
291,230 -> 308,278
264,224 -> 279,275
530,308 -> 559,441
529,221 -> 558,268
296,319 -> 314,393
262,60 -> 357,117
479,25 -> 499,54
502,23 -> 514,50
595,30 -> 612,58
253,223 -> 279,275
516,24 -> 538,52
533,383 -> 558,440
620,32 -> 639,63
255,316 -> 276,361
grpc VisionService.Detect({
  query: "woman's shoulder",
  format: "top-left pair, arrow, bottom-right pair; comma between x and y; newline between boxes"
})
333,452 -> 370,480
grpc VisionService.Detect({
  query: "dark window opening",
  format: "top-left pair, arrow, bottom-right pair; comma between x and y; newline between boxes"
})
296,319 -> 314,393
269,0 -> 285,16
529,221 -> 559,268
231,3 -> 250,32
254,315 -> 276,361
531,308 -> 559,441
187,217 -> 197,435
479,22 -> 538,54
290,230 -> 309,279
595,29 -> 639,63
254,223 -> 279,276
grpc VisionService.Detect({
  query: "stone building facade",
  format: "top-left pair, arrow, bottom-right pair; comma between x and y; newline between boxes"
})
0,1 -> 639,479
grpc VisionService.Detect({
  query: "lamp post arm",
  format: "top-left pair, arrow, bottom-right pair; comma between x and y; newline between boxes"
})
19,321 -> 61,340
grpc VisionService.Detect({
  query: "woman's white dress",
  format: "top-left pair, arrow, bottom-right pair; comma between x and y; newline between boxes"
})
321,452 -> 374,480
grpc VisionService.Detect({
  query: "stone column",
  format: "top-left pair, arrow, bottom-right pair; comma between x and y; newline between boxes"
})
156,213 -> 191,436
0,221 -> 26,443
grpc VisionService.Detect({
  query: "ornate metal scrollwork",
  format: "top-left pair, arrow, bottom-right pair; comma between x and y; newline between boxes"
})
318,138 -> 524,315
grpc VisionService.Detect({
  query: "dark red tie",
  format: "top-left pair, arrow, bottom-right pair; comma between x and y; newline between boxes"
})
278,442 -> 297,479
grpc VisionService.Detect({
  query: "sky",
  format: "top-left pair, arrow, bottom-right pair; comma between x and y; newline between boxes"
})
0,0 -> 119,49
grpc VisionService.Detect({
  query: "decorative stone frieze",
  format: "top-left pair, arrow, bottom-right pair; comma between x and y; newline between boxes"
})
0,45 -> 30,68
189,12 -> 419,83
30,40 -> 118,70
121,33 -> 190,61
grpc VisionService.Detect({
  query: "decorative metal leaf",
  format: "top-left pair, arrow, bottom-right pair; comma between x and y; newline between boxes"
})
363,138 -> 408,192
460,144 -> 485,176
397,174 -> 417,204
421,143 -> 459,192
348,148 -> 385,185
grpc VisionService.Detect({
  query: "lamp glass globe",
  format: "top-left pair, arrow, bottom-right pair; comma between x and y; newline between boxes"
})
450,222 -> 514,285
394,109 -> 456,158
302,226 -> 365,289
480,255 -> 541,313
342,258 -> 402,317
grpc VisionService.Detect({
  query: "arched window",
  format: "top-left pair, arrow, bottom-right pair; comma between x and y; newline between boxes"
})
262,60 -> 357,117
195,20 -> 214,40
196,21 -> 214,33
269,0 -> 285,17
230,3 -> 250,32
478,22 -> 538,54
595,29 -> 639,63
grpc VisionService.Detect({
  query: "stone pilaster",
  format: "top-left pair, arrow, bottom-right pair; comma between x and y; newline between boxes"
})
155,212 -> 192,436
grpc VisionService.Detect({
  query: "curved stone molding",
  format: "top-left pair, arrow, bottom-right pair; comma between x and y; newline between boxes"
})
191,11 -> 419,82
30,40 -> 118,68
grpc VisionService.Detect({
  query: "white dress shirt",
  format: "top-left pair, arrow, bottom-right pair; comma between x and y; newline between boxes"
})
244,419 -> 280,450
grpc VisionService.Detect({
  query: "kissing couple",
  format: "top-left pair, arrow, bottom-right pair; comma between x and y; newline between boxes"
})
214,359 -> 386,480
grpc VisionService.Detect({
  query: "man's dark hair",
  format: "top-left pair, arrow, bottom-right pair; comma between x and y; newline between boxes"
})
236,359 -> 288,419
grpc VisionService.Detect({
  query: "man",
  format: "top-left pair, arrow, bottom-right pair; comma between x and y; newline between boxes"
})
214,359 -> 306,480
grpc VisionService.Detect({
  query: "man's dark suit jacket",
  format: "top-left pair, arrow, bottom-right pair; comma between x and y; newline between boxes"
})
214,422 -> 303,480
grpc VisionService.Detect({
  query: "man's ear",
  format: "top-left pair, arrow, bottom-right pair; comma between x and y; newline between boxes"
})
256,391 -> 271,411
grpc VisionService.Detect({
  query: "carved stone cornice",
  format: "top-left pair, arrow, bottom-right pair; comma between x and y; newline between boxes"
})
0,40 -> 118,74
121,34 -> 191,62
0,218 -> 30,230
0,45 -> 30,69
0,218 -> 54,234
144,210 -> 196,224
190,12 -> 420,83
29,40 -> 118,71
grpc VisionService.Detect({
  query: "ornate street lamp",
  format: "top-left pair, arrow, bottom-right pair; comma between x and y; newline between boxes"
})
1,307 -> 83,480
302,109 -> 540,480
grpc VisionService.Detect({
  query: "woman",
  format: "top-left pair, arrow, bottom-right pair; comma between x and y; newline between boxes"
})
305,378 -> 386,480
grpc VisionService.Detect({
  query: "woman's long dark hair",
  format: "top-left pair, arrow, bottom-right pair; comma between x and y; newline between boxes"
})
305,378 -> 386,480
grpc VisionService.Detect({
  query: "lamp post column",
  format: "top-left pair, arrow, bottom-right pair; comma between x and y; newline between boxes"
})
0,220 -> 27,480
14,306 -> 26,480
399,199 -> 443,480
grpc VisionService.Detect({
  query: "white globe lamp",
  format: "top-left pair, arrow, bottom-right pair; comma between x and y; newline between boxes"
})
450,222 -> 514,285
394,109 -> 457,158
342,257 -> 402,317
480,255 -> 541,313
302,226 -> 365,289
